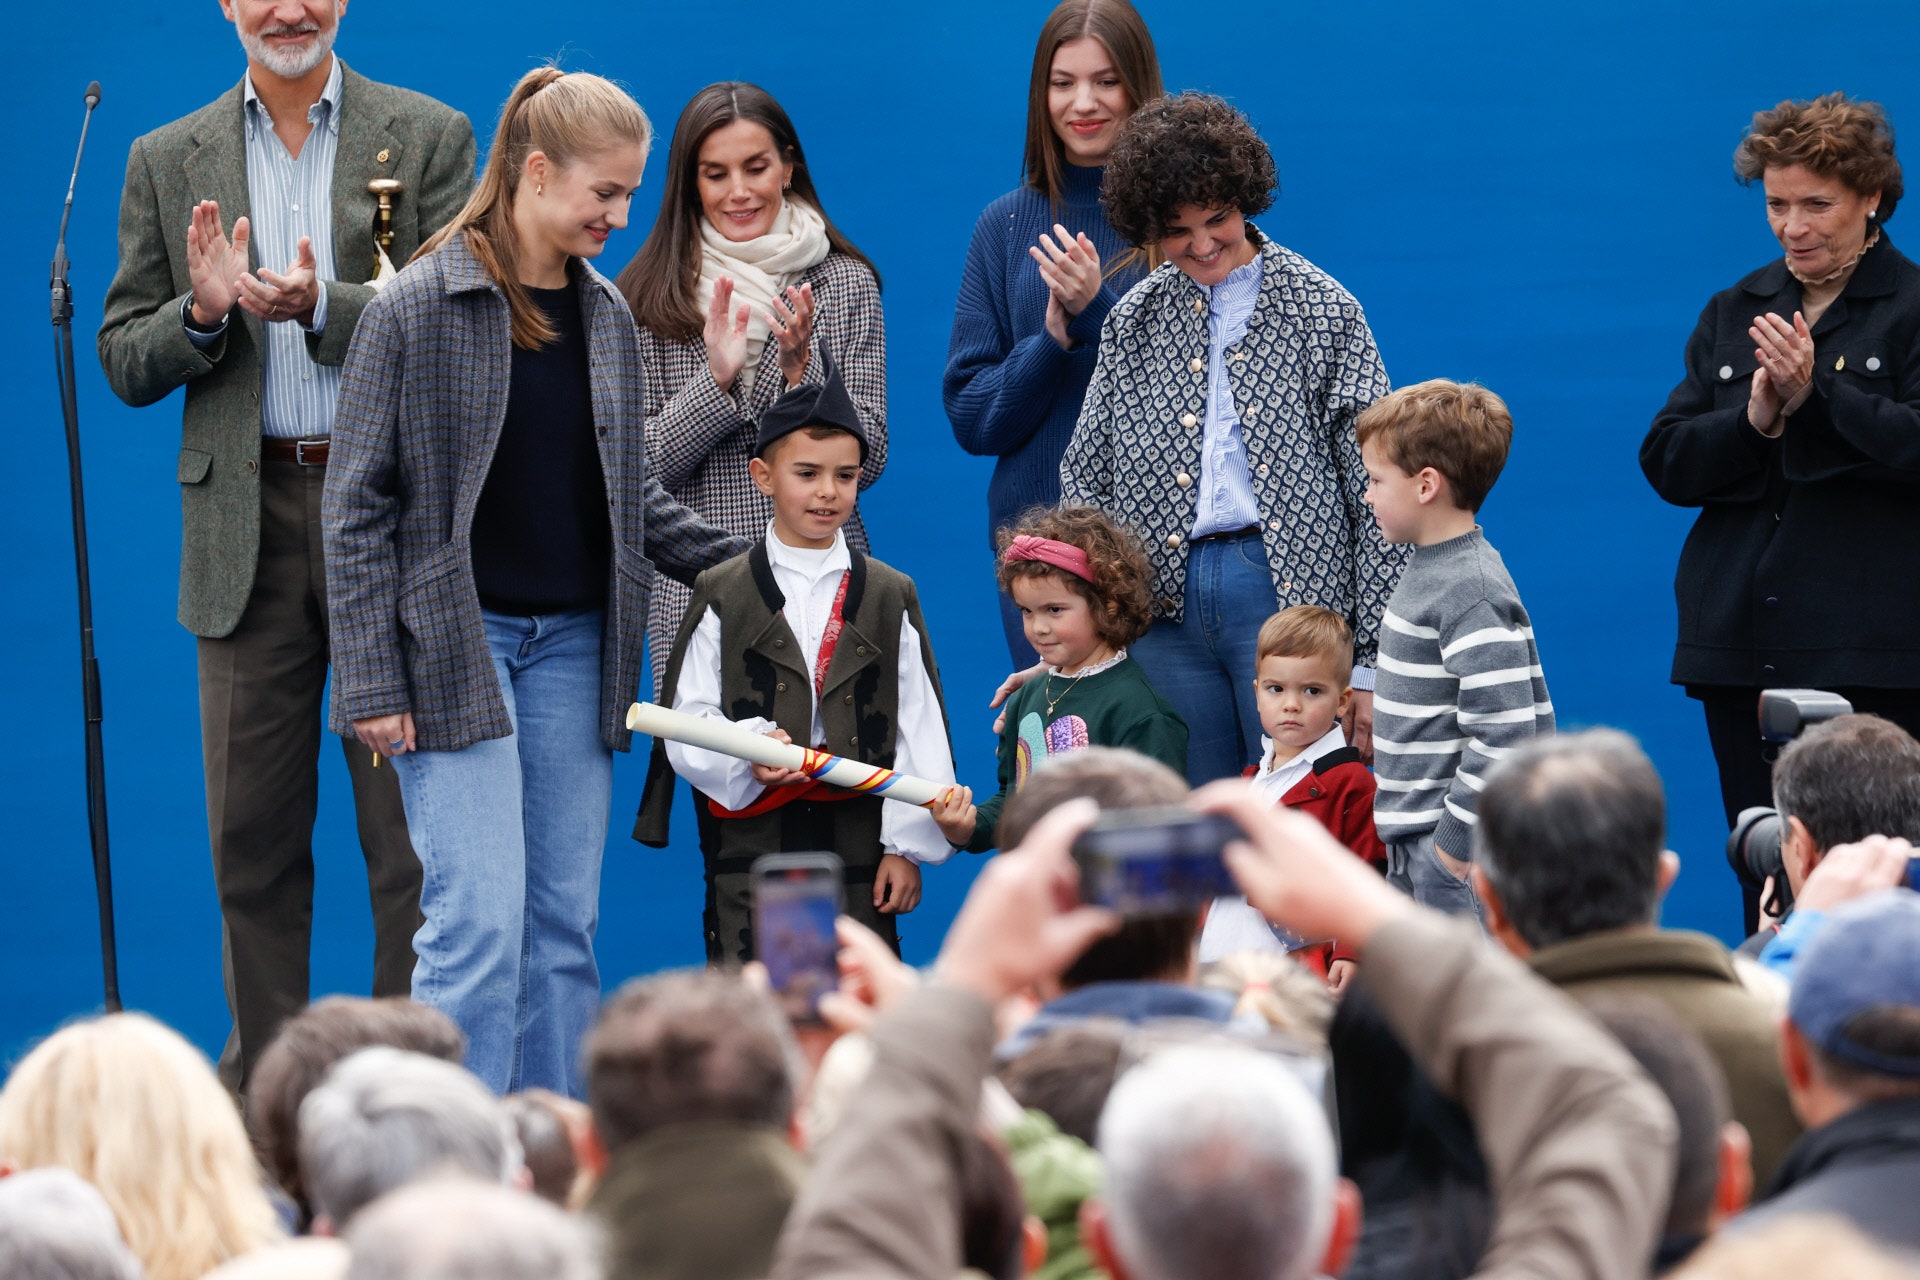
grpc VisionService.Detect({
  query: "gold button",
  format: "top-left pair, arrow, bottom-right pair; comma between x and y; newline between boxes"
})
1181,412 -> 1199,428
844,694 -> 853,704
1192,299 -> 1204,315
1282,580 -> 1294,591
377,148 -> 391,163
1175,472 -> 1192,488
1836,355 -> 1847,371
1257,464 -> 1270,476
1242,408 -> 1255,424
1269,519 -> 1282,531
1166,533 -> 1183,548
1189,357 -> 1204,373
776,682 -> 788,692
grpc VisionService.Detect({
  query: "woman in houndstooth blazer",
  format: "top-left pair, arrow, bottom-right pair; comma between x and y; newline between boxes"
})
1060,94 -> 1406,785
617,84 -> 886,687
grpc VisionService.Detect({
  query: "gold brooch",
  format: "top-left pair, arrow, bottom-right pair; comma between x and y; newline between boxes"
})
376,148 -> 390,163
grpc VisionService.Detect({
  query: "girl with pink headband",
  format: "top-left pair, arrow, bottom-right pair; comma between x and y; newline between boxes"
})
929,506 -> 1187,852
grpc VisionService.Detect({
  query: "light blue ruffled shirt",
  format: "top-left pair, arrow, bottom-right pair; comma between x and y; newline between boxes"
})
1189,256 -> 1265,538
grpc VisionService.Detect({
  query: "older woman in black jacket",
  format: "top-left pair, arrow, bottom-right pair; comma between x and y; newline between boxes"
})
1642,93 -> 1920,841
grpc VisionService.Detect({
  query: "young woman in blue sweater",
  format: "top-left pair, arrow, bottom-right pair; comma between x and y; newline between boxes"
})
944,0 -> 1163,665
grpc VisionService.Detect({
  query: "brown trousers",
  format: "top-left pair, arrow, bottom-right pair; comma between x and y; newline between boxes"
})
197,458 -> 420,1091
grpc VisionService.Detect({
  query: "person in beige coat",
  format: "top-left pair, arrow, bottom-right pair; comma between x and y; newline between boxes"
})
772,787 -> 1678,1280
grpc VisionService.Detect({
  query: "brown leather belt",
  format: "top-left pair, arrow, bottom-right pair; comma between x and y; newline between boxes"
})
261,437 -> 330,466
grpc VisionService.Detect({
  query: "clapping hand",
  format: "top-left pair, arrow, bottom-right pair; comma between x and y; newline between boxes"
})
1030,224 -> 1103,351
1747,310 -> 1814,436
237,233 -> 320,326
769,281 -> 816,387
705,274 -> 752,392
185,200 -> 249,327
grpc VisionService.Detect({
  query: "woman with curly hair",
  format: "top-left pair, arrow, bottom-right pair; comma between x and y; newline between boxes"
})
929,505 -> 1187,851
0,1014 -> 284,1280
1641,93 -> 1920,919
1059,92 -> 1404,784
944,0 -> 1163,665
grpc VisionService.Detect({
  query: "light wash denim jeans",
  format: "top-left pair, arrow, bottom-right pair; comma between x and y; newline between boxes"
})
1129,530 -> 1278,784
392,608 -> 611,1095
1385,832 -> 1485,927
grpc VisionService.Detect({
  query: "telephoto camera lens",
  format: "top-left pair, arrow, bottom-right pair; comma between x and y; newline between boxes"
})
1726,806 -> 1790,915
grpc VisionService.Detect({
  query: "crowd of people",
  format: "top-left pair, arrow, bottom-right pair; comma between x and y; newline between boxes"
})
34,0 -> 1920,1273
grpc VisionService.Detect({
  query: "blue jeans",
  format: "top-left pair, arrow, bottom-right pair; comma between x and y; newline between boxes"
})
1386,833 -> 1486,927
391,609 -> 611,1095
1130,530 -> 1278,784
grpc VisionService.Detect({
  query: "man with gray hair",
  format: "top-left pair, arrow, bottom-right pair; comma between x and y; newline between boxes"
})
346,1178 -> 598,1280
299,1046 -> 522,1231
0,1168 -> 143,1280
1086,1044 -> 1349,1280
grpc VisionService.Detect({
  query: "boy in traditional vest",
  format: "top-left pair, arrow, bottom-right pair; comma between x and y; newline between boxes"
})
634,366 -> 957,962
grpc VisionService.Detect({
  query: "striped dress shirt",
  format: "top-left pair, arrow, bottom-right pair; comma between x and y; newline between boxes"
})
185,57 -> 343,439
1371,527 -> 1554,858
1189,255 -> 1265,538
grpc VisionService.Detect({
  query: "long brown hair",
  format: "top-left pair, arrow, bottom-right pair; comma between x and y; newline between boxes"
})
617,83 -> 878,344
417,68 -> 653,349
1023,0 -> 1163,201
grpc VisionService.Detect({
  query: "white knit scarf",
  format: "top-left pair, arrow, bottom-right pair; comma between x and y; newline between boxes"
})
696,198 -> 831,364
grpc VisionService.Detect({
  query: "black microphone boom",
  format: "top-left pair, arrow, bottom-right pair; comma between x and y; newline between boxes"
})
52,79 -> 120,1012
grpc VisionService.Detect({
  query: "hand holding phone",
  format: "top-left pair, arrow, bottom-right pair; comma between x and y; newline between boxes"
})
752,853 -> 844,1024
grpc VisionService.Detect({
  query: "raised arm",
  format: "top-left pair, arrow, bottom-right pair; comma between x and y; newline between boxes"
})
1641,298 -> 1778,507
309,109 -> 476,367
945,209 -> 1082,457
321,291 -> 411,723
98,139 -> 222,408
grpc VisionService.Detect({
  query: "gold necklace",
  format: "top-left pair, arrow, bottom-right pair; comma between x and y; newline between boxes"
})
1042,649 -> 1115,719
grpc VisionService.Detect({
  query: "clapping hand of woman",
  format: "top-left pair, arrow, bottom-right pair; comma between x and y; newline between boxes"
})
704,274 -> 753,393
1746,309 -> 1815,436
769,281 -> 817,387
1029,223 -> 1104,351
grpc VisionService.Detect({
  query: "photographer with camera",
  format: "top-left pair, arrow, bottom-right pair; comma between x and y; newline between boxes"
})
1734,715 -> 1920,958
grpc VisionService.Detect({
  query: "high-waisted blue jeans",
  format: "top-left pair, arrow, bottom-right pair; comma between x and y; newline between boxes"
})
392,608 -> 610,1096
1129,530 -> 1279,785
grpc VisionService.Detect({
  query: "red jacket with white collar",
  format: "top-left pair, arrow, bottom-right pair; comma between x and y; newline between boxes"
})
1251,745 -> 1386,965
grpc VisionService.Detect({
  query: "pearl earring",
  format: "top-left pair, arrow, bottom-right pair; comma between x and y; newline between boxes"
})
536,183 -> 544,197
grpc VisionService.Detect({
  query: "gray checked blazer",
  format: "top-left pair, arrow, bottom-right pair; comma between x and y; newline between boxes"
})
637,251 -> 886,686
98,63 -> 475,639
1060,234 -> 1408,666
323,235 -> 747,754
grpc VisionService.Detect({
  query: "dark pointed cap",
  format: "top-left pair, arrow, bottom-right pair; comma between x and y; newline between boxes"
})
752,354 -> 868,462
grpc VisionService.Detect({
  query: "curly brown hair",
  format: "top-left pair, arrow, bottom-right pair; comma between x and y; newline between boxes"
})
1101,91 -> 1277,247
996,505 -> 1156,647
1734,92 -> 1903,224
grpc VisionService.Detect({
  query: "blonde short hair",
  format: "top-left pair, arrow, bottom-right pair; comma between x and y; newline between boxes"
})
1255,606 -> 1354,685
1354,379 -> 1513,513
0,1014 -> 282,1280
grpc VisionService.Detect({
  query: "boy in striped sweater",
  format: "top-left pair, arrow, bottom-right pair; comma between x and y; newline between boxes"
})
1356,380 -> 1554,919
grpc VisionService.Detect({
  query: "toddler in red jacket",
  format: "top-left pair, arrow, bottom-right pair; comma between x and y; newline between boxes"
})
1198,606 -> 1387,992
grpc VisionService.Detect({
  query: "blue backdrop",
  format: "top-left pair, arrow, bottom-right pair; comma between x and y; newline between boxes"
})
6,1 -> 1916,1067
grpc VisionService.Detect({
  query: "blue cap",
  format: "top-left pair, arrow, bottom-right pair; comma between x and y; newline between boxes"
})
1789,889 -> 1920,1078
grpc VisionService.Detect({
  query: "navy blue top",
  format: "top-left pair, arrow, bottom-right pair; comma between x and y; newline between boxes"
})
471,280 -> 612,615
944,163 -> 1144,552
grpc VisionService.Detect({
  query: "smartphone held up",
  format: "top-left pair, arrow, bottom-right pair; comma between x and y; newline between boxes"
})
752,853 -> 843,1025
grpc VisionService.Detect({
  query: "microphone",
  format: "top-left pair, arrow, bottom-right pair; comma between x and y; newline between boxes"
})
53,80 -> 103,321
85,81 -> 101,109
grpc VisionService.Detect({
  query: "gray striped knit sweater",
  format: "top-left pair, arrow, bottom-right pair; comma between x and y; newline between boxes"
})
1372,528 -> 1553,858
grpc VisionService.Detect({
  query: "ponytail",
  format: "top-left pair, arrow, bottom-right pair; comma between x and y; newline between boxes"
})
418,67 -> 651,349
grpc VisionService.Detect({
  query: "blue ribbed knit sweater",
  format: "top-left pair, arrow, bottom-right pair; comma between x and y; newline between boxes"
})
944,163 -> 1142,554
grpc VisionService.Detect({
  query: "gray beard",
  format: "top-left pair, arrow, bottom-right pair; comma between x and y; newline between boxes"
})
239,23 -> 337,79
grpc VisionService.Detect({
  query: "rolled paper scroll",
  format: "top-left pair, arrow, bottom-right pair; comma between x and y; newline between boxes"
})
626,702 -> 956,808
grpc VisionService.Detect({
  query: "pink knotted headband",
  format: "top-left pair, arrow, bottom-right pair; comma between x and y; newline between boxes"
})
1003,535 -> 1094,582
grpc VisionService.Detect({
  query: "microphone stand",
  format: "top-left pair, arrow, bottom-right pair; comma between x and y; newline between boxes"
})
51,80 -> 120,1012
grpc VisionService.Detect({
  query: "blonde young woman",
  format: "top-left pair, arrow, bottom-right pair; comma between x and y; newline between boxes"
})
324,69 -> 742,1096
0,1014 -> 282,1280
617,82 -> 886,678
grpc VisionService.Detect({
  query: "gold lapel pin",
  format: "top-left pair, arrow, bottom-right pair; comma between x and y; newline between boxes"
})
377,148 -> 391,163
1836,356 -> 1847,371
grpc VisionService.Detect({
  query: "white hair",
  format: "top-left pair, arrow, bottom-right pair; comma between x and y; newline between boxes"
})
1097,1044 -> 1336,1280
298,1047 -> 522,1228
345,1178 -> 600,1280
0,1167 -> 144,1280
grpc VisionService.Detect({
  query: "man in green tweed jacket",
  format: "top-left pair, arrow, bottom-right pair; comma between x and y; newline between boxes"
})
97,0 -> 474,1091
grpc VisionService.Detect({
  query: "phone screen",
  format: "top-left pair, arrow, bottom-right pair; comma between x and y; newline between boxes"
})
1072,809 -> 1242,916
753,855 -> 844,1024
